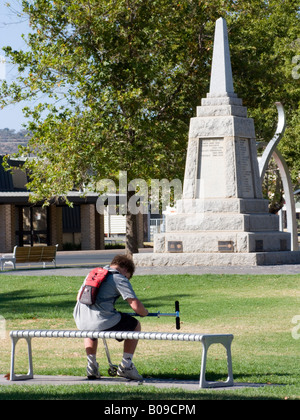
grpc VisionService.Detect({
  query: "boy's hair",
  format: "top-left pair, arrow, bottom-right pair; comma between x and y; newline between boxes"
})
110,255 -> 135,277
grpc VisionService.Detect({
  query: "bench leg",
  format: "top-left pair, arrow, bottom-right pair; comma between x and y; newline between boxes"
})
10,336 -> 34,381
199,336 -> 234,388
1,259 -> 16,271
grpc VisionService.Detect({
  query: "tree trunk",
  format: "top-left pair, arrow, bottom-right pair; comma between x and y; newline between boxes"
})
125,190 -> 139,256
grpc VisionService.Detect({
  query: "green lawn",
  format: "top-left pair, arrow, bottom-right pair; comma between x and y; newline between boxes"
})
0,273 -> 299,400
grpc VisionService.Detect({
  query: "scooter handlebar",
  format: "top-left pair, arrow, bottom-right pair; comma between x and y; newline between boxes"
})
127,301 -> 180,329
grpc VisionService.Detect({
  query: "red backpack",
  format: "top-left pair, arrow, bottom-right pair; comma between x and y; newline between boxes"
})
79,267 -> 109,305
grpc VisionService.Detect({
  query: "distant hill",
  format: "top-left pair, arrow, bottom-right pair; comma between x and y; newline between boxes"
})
0,128 -> 29,155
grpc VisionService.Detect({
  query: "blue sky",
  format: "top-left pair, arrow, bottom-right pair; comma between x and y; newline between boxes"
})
0,1 -> 30,131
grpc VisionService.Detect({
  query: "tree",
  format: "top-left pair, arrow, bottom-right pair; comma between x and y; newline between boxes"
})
0,0 -> 221,254
227,0 -> 300,185
1,0 -> 300,252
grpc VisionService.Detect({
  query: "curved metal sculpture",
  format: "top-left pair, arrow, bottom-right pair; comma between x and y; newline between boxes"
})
258,102 -> 298,251
259,102 -> 286,180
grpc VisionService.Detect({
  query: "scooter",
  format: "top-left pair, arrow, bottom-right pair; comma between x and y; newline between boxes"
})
103,301 -> 180,376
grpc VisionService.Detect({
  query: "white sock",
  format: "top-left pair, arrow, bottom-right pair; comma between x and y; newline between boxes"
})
87,354 -> 97,366
122,352 -> 133,368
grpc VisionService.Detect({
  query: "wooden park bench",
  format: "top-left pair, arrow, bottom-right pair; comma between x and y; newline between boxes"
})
0,245 -> 58,271
9,329 -> 234,388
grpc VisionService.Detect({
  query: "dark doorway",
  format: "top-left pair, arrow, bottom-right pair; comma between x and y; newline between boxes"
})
16,206 -> 50,246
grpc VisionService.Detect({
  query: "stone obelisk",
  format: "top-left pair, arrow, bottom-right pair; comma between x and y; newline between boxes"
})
134,18 -> 300,266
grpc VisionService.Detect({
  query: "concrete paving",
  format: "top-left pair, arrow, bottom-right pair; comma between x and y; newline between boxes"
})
0,374 -> 269,391
1,248 -> 300,276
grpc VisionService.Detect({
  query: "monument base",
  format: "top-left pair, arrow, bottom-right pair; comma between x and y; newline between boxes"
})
133,251 -> 300,267
154,231 -> 292,253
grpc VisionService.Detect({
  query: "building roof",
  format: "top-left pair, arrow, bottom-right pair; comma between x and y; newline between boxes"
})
0,155 -> 101,205
0,156 -> 27,192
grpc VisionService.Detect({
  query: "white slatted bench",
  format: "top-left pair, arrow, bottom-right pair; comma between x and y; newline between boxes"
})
9,330 -> 234,388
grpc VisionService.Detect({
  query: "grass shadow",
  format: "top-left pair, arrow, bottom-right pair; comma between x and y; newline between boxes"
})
0,288 -> 76,319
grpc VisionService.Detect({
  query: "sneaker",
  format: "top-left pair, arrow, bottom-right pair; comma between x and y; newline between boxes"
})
87,363 -> 101,380
117,363 -> 143,381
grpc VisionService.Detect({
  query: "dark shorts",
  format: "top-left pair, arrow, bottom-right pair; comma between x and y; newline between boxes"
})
92,313 -> 139,342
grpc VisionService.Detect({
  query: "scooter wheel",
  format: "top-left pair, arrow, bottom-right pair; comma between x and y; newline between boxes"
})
108,366 -> 118,377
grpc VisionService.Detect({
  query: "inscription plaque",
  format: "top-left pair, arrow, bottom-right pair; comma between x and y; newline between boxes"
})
280,240 -> 287,251
198,138 -> 226,198
255,240 -> 264,252
237,138 -> 254,198
218,241 -> 234,253
168,241 -> 183,253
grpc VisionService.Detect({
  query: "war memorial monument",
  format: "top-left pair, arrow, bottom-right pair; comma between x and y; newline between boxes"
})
134,18 -> 300,267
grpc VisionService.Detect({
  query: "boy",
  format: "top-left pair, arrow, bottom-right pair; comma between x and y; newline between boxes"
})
73,255 -> 148,380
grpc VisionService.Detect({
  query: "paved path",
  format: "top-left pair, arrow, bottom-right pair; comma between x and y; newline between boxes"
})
0,374 -> 269,391
1,248 -> 300,276
2,265 -> 300,277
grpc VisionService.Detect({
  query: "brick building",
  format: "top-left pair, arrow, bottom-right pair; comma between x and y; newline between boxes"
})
0,156 -> 145,253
